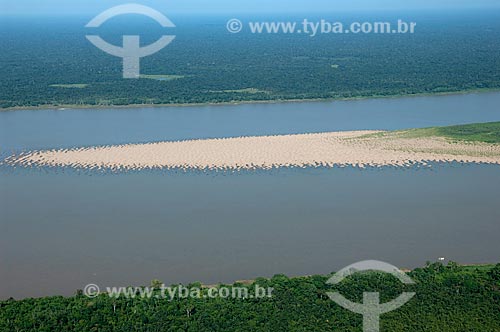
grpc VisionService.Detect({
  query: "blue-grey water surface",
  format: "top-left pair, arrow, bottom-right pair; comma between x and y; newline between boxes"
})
1,92 -> 500,299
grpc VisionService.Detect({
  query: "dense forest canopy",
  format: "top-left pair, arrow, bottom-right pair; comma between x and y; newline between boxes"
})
1,263 -> 499,331
1,11 -> 500,108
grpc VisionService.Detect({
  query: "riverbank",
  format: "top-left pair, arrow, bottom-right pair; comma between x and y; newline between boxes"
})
2,88 -> 500,112
1,262 -> 499,332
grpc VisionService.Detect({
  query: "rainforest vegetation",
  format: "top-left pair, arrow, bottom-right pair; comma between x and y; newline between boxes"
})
1,262 -> 500,331
1,12 -> 500,109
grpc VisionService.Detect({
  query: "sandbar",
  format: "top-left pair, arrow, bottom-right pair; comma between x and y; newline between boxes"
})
4,130 -> 500,171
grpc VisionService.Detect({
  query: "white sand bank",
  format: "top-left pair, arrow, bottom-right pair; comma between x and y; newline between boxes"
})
4,131 -> 500,171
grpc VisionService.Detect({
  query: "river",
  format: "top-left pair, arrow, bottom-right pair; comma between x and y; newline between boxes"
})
1,92 -> 499,299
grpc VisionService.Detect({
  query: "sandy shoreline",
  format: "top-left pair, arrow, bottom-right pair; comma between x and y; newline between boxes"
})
4,130 -> 500,171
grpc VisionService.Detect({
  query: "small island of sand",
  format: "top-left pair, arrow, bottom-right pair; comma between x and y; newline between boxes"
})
4,123 -> 500,172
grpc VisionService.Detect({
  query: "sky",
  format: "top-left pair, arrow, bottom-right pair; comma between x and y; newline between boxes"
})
1,0 -> 500,15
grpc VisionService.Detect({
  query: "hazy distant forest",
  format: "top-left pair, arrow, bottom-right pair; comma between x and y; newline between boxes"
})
1,12 -> 500,108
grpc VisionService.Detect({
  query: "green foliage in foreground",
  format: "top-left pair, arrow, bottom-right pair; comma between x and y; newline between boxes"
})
1,263 -> 500,332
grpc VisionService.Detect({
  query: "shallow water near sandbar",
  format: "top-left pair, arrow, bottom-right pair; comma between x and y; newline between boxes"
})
1,92 -> 500,299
